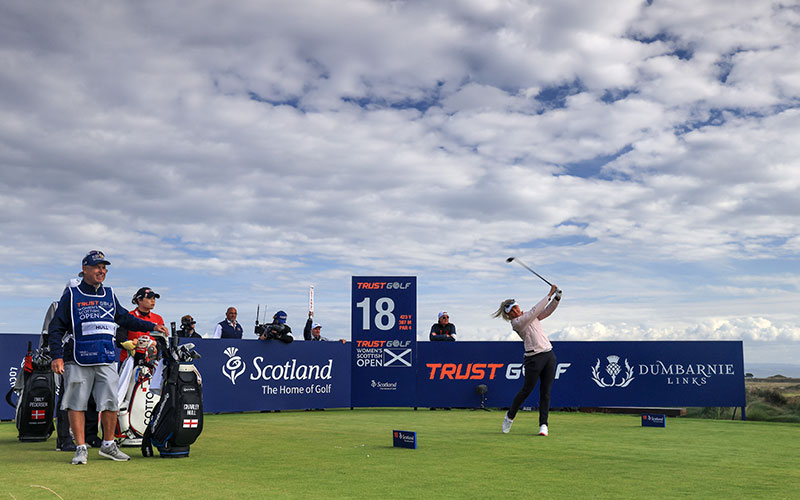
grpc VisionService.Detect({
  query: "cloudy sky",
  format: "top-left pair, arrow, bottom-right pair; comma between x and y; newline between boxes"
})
1,1 -> 798,373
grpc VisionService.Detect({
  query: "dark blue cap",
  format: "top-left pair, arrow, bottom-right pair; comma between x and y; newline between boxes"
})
274,310 -> 287,324
82,250 -> 111,267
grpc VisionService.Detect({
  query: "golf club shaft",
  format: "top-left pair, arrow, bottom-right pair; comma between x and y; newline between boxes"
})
509,257 -> 557,288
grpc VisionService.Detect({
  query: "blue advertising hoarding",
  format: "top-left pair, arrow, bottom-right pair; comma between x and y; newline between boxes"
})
2,334 -> 41,421
0,334 -> 745,419
200,339 -> 351,412
0,336 -> 351,420
416,341 -> 746,408
350,277 -> 417,407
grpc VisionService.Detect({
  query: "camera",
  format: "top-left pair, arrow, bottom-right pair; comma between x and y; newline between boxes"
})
256,321 -> 293,343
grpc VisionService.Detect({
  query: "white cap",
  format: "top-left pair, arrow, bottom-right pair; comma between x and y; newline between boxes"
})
312,323 -> 321,329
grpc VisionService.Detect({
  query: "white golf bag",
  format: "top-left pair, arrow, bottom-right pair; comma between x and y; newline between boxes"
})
116,336 -> 162,446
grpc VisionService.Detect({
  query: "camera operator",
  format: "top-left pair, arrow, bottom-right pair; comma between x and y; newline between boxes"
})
177,315 -> 202,338
256,310 -> 294,343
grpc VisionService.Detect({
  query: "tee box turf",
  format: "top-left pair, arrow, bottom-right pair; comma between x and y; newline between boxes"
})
641,413 -> 666,428
393,430 -> 417,449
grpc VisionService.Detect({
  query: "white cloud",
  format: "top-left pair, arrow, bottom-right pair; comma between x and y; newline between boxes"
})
0,0 -> 798,363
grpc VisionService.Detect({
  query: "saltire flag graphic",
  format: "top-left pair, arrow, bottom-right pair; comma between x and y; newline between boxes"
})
183,419 -> 199,428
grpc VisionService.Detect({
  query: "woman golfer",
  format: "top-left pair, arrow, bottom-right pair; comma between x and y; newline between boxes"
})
494,284 -> 561,436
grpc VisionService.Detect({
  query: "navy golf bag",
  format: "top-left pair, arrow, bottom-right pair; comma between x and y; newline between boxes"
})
142,333 -> 203,458
5,342 -> 56,442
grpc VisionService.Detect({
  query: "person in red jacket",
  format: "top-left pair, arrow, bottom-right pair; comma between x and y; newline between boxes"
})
119,287 -> 165,362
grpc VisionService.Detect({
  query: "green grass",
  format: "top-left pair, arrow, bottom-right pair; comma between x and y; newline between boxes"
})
685,381 -> 800,423
2,409 -> 799,499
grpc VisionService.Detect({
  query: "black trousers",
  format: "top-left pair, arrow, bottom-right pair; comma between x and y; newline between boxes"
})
507,350 -> 557,425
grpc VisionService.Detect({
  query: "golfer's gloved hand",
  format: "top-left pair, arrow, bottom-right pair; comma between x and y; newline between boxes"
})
555,289 -> 562,301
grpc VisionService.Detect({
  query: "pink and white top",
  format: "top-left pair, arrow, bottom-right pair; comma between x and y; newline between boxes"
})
510,294 -> 559,356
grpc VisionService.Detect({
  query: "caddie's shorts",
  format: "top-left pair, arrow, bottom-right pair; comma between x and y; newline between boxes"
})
61,362 -> 119,412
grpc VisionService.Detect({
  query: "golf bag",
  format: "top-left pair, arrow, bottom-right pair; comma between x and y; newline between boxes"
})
142,333 -> 203,458
116,339 -> 162,446
4,342 -> 56,442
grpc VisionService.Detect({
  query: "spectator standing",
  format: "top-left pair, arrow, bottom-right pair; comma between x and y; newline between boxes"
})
213,307 -> 243,339
430,311 -> 456,341
304,317 -> 346,343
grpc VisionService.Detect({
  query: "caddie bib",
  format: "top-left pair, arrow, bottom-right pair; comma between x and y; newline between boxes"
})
69,286 -> 117,365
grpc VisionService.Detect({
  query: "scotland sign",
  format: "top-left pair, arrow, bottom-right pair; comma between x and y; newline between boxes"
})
205,340 -> 351,411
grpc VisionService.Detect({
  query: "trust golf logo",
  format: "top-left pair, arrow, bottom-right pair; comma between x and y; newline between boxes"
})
222,347 -> 246,385
591,355 -> 635,388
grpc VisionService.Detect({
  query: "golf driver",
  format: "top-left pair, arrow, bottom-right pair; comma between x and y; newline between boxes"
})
506,256 -> 561,292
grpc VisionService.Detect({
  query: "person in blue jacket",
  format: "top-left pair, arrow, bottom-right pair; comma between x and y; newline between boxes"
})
430,311 -> 456,341
213,307 -> 244,338
48,251 -> 168,465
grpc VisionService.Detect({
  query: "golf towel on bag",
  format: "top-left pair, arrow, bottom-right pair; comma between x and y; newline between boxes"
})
142,360 -> 203,458
116,358 -> 161,446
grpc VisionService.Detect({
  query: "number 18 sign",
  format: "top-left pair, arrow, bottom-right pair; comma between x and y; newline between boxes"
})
351,276 -> 417,407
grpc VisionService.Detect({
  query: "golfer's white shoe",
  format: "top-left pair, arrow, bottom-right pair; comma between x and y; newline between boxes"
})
538,424 -> 548,436
502,414 -> 513,433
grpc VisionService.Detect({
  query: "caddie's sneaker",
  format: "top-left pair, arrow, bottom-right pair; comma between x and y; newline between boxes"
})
99,441 -> 130,461
71,446 -> 88,465
538,424 -> 549,436
502,414 -> 513,434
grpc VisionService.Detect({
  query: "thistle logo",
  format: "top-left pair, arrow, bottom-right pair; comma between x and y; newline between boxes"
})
222,347 -> 246,385
591,355 -> 635,388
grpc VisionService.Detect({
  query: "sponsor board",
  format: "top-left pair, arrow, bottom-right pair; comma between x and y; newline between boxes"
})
642,414 -> 666,428
351,276 -> 417,407
393,430 -> 417,449
416,341 -> 745,409
203,340 -> 351,412
0,335 -> 745,417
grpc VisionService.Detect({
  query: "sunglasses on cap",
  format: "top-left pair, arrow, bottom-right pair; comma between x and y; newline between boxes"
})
132,288 -> 160,304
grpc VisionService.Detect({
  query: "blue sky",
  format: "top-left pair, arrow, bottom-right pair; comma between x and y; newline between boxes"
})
1,0 -> 798,374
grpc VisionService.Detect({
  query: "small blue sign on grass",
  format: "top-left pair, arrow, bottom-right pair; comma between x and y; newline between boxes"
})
641,413 -> 666,427
393,430 -> 417,449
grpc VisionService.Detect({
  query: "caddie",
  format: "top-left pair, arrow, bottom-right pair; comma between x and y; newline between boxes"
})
49,250 -> 169,465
